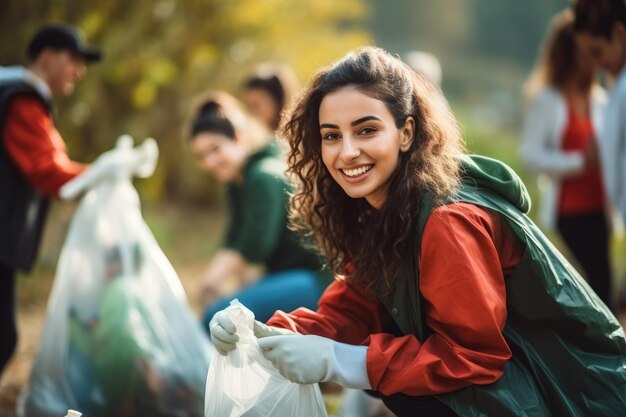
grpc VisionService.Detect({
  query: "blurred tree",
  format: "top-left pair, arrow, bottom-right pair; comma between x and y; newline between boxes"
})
468,0 -> 565,69
0,0 -> 369,204
365,0 -> 568,129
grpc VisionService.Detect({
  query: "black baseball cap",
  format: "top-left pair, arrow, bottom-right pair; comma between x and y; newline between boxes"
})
27,23 -> 103,63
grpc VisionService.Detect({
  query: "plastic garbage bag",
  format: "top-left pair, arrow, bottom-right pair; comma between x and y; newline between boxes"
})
19,137 -> 212,417
204,300 -> 328,417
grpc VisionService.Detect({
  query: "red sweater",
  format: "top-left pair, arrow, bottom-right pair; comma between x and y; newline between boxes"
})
558,107 -> 605,214
267,202 -> 525,396
2,95 -> 85,197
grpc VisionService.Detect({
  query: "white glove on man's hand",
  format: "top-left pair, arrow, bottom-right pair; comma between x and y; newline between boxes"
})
257,334 -> 371,389
59,135 -> 158,200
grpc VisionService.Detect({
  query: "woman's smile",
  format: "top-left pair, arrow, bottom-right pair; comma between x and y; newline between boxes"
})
340,164 -> 373,180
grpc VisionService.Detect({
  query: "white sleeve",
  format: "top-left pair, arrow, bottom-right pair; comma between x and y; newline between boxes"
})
519,90 -> 585,178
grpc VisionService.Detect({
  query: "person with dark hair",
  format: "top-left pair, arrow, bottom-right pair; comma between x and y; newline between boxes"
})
574,0 -> 626,311
187,91 -> 328,334
0,23 -> 149,379
0,23 -> 102,378
241,62 -> 300,132
573,0 -> 626,226
520,9 -> 614,308
0,23 -> 102,380
209,47 -> 626,417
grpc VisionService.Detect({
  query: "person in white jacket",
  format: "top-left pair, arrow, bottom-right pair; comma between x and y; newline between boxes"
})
520,9 -> 614,308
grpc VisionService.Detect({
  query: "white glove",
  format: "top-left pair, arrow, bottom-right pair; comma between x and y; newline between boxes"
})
209,310 -> 239,356
208,310 -> 292,356
257,334 -> 371,389
253,320 -> 294,338
59,135 -> 158,200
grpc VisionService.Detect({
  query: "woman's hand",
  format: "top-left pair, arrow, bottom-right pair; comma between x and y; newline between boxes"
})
199,250 -> 247,308
208,310 -> 240,355
200,275 -> 222,307
256,333 -> 371,389
209,309 -> 292,355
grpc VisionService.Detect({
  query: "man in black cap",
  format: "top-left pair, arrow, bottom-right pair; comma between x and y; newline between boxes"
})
0,23 -> 110,377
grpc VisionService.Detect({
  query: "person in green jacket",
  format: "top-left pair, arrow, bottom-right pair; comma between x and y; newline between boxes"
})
187,91 -> 328,334
209,47 -> 626,417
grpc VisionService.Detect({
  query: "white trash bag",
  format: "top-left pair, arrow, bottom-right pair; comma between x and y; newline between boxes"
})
205,300 -> 328,417
19,136 -> 212,417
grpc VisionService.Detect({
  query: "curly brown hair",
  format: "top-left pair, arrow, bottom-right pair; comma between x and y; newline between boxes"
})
280,47 -> 464,292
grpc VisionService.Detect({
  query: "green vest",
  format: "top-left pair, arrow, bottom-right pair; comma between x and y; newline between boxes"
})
377,155 -> 626,416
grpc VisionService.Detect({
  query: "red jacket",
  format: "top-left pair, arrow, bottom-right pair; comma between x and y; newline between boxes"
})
3,95 -> 85,197
267,202 -> 525,396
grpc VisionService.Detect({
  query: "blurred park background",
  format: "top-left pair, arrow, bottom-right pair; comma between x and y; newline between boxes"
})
1,0 -> 625,415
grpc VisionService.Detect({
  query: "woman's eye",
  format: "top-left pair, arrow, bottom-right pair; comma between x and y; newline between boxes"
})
359,126 -> 376,135
322,132 -> 339,141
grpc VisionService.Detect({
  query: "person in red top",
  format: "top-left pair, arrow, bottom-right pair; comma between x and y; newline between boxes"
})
209,47 -> 626,416
520,9 -> 614,308
0,24 -> 105,377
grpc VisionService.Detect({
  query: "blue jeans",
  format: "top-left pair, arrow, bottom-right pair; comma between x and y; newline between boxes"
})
202,269 -> 323,330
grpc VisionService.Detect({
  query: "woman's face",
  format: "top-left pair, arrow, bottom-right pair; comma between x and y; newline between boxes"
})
576,24 -> 626,77
190,132 -> 247,183
319,87 -> 414,209
243,88 -> 280,130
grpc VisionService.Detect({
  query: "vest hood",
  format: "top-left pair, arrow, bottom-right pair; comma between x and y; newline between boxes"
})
0,66 -> 27,85
459,154 -> 531,214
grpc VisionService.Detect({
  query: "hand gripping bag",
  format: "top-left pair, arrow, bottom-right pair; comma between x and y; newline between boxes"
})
204,300 -> 328,417
19,137 -> 212,417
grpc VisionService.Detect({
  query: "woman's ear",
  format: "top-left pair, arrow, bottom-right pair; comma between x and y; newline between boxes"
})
400,116 -> 415,152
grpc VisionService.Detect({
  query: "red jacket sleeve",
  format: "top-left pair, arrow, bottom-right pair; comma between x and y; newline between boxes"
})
267,203 -> 524,397
267,279 -> 390,345
3,95 -> 86,197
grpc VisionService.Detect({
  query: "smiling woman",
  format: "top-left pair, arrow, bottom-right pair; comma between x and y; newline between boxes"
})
209,46 -> 626,417
284,49 -> 462,291
185,91 -> 329,335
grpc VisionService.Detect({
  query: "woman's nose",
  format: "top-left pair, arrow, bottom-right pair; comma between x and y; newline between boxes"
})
340,137 -> 361,161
